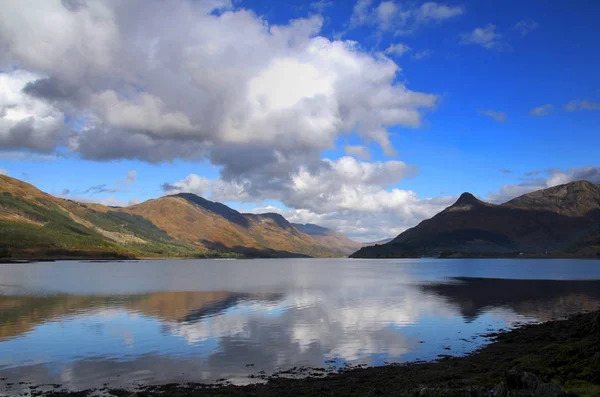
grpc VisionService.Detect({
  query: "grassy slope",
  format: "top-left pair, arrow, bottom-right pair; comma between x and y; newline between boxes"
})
0,175 -> 340,259
123,196 -> 340,257
0,175 -> 226,259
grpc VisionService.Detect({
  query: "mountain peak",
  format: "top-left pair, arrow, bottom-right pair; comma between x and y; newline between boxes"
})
453,192 -> 483,207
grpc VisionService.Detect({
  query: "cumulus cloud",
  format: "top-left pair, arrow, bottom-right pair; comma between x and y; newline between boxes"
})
460,24 -> 505,50
0,1 -> 437,162
248,195 -> 454,242
385,42 -> 411,57
350,1 -> 463,34
546,166 -> 600,187
481,110 -> 507,123
344,145 -> 371,160
161,174 -> 212,197
0,70 -> 66,152
499,169 -> 512,174
0,168 -> 7,176
0,0 -> 448,240
162,156 -> 456,241
529,104 -> 553,117
511,20 -> 539,37
487,166 -> 600,203
564,99 -> 600,111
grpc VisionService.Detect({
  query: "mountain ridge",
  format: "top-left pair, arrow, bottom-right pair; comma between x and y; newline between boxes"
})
292,223 -> 364,255
351,181 -> 600,259
0,175 -> 348,259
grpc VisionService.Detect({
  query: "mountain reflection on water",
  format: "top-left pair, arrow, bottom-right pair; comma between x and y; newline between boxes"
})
1,258 -> 600,392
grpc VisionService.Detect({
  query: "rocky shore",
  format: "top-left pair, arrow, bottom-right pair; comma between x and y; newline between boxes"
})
20,310 -> 600,397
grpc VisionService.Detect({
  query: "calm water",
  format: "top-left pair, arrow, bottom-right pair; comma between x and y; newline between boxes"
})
1,258 -> 600,393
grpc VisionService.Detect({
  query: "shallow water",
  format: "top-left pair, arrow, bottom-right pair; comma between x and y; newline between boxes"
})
1,258 -> 600,392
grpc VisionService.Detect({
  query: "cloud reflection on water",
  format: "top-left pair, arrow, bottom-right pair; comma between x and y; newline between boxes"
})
1,260 -> 600,392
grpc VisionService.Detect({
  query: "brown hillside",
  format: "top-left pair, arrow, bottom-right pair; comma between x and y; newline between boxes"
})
351,181 -> 600,258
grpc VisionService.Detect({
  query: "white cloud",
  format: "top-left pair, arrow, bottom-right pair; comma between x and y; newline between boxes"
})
529,104 -> 553,117
481,110 -> 507,123
411,49 -> 432,60
0,1 -> 436,168
546,166 -> 600,187
118,170 -> 137,186
460,24 -> 505,50
376,1 -> 400,31
350,0 -> 374,27
161,173 -> 212,197
0,70 -> 66,152
0,168 -> 7,176
344,145 -> 371,160
0,0 -> 449,241
385,43 -> 411,57
350,1 -> 463,34
310,0 -> 333,13
564,99 -> 600,111
163,156 -> 456,241
487,166 -> 600,203
511,20 -> 539,37
417,2 -> 464,21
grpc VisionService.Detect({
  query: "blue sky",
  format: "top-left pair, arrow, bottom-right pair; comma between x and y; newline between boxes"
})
0,0 -> 599,240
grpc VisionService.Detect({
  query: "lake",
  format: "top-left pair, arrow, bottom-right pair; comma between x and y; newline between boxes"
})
1,258 -> 600,393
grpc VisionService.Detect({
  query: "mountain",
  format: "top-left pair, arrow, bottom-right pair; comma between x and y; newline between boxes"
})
0,175 -> 341,259
351,181 -> 600,258
364,237 -> 394,245
292,223 -> 364,255
125,194 -> 340,257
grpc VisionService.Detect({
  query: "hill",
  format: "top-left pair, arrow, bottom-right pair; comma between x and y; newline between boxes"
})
292,223 -> 364,255
351,181 -> 600,258
0,175 -> 342,259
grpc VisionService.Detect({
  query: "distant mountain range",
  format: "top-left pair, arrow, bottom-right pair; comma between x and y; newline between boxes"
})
351,180 -> 600,258
0,175 -> 363,260
291,223 -> 364,255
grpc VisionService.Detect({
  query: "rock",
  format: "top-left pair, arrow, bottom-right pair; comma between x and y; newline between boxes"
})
592,312 -> 600,335
504,370 -> 567,397
492,382 -> 508,397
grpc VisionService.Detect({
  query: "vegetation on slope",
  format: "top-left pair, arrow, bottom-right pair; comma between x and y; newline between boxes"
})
352,181 -> 600,259
0,175 -> 343,259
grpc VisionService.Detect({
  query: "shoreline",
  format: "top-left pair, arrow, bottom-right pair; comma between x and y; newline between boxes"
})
16,309 -> 600,397
3,254 -> 600,264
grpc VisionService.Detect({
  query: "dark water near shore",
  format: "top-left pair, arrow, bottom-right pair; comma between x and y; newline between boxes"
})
1,258 -> 600,393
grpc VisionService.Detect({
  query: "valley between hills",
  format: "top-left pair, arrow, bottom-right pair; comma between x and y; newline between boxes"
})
1,174 -> 599,260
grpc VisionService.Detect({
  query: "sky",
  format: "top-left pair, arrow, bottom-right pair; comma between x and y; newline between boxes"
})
0,0 -> 599,242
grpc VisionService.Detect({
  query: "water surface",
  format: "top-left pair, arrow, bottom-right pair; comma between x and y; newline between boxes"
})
1,258 -> 600,392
